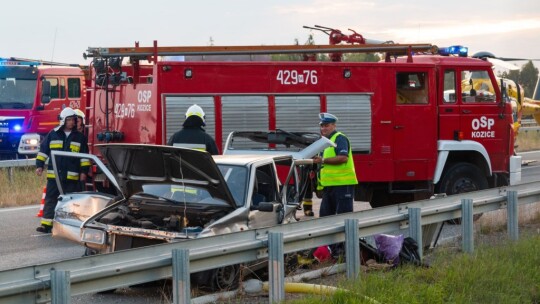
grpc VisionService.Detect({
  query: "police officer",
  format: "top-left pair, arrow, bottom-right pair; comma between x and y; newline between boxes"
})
35,107 -> 90,233
167,104 -> 219,155
313,113 -> 358,217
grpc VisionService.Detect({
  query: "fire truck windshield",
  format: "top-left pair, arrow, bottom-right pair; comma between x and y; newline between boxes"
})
0,66 -> 37,109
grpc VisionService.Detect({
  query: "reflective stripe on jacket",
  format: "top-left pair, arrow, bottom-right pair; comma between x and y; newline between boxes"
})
35,128 -> 90,180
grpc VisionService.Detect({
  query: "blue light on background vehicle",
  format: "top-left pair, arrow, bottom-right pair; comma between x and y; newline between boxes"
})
13,124 -> 22,132
0,58 -> 41,66
439,45 -> 468,57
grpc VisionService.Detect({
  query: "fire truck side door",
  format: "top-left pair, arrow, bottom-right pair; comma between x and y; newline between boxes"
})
393,71 -> 437,181
438,69 -> 460,140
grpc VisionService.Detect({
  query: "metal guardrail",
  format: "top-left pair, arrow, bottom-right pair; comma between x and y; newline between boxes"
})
521,119 -> 538,127
1,181 -> 540,303
520,126 -> 540,133
0,158 -> 35,168
0,159 -> 36,182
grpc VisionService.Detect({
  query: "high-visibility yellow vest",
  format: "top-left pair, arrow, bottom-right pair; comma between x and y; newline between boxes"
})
319,132 -> 358,187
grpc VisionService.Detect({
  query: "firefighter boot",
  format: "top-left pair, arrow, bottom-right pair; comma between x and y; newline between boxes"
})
303,199 -> 314,216
36,224 -> 52,234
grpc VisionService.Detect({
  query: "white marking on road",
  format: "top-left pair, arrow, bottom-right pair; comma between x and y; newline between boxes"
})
0,205 -> 39,213
31,234 -> 52,238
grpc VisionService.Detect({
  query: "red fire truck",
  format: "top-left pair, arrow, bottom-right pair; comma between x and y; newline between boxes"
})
0,58 -> 87,159
82,41 -> 521,207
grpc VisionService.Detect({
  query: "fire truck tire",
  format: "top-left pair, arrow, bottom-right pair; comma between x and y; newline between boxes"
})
436,162 -> 488,195
436,162 -> 488,224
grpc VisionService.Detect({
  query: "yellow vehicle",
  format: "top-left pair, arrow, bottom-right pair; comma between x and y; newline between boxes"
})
466,52 -> 540,139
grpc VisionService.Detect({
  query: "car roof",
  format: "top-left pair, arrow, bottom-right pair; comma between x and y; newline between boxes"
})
213,154 -> 290,166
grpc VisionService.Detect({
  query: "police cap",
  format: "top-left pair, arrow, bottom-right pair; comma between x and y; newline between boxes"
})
319,112 -> 338,125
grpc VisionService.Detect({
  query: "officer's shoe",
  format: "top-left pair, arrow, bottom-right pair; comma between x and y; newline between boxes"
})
36,225 -> 52,234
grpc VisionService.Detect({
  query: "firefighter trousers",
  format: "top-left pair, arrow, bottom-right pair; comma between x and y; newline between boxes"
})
42,179 -> 81,223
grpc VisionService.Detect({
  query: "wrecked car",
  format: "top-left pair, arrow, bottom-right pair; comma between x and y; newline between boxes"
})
52,131 -> 332,289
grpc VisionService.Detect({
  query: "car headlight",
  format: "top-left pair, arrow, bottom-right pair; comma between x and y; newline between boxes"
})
81,228 -> 106,245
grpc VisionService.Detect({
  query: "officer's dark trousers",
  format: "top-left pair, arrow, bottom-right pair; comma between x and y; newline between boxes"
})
319,185 -> 354,217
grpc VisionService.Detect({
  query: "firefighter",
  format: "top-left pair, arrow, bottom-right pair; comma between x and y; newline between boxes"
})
35,107 -> 90,233
167,104 -> 219,155
312,113 -> 358,217
74,108 -> 90,191
74,109 -> 86,134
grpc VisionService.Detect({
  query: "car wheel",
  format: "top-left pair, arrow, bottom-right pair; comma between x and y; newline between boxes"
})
213,264 -> 240,290
436,162 -> 488,224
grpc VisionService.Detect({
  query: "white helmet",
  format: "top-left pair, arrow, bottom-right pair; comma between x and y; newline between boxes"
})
58,107 -> 77,127
185,104 -> 205,122
74,109 -> 85,124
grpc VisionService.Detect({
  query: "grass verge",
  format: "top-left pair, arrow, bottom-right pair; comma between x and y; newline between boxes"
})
288,228 -> 540,304
0,167 -> 45,208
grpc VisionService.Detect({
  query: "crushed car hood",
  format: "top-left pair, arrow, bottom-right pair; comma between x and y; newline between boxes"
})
97,144 -> 237,208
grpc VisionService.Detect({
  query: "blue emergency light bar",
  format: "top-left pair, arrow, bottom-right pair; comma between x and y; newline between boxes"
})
438,45 -> 468,57
0,58 -> 41,66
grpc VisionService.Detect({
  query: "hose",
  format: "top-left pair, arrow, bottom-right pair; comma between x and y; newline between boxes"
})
191,263 -> 380,304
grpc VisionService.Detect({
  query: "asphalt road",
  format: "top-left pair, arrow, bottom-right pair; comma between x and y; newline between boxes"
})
1,151 -> 539,302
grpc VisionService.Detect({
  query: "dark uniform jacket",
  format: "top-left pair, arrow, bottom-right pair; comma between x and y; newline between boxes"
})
168,127 -> 219,155
36,128 -> 90,181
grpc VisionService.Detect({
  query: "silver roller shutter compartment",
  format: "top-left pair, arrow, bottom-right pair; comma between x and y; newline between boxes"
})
222,96 -> 268,149
164,96 -> 215,143
327,95 -> 372,153
275,96 -> 320,134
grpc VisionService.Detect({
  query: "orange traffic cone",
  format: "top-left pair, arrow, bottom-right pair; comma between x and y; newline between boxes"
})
36,186 -> 46,217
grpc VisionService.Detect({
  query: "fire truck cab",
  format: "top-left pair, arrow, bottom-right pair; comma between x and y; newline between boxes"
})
0,58 -> 86,159
84,42 -> 521,208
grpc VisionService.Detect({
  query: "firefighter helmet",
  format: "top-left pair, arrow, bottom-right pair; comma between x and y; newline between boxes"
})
74,109 -> 85,124
185,104 -> 205,122
58,107 -> 77,127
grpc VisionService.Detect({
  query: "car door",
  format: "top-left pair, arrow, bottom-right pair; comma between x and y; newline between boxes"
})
247,162 -> 284,229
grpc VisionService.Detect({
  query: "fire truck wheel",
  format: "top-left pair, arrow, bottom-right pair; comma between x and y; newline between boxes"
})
436,162 -> 488,224
436,162 -> 488,195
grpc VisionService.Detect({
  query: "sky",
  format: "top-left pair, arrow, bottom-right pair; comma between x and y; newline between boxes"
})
2,0 -> 539,69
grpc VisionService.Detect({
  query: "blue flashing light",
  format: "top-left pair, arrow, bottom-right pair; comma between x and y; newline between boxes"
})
13,124 -> 22,132
439,45 -> 468,57
0,58 -> 41,66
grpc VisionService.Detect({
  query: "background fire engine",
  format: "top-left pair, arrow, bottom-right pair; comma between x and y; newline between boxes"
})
0,58 -> 87,159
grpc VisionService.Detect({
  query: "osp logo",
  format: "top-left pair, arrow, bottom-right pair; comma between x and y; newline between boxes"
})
471,116 -> 495,138
137,90 -> 152,112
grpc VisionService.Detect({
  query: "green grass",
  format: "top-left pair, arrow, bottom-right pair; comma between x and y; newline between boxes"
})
0,167 -> 45,207
288,232 -> 540,303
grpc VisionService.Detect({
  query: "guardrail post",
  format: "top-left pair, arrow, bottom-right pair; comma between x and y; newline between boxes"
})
172,249 -> 190,304
408,207 -> 423,259
507,190 -> 519,241
268,232 -> 284,303
8,167 -> 14,183
50,270 -> 70,304
461,199 -> 474,253
345,219 -> 360,279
